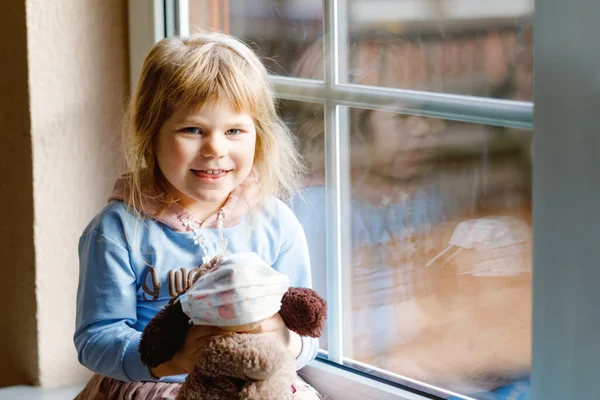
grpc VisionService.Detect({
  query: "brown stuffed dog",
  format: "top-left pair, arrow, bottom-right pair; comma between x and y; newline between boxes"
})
139,255 -> 327,400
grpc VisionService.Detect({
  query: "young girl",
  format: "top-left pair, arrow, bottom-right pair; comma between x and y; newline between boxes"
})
74,31 -> 323,399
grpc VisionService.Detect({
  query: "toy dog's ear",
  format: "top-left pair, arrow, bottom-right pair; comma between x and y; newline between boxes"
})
279,287 -> 327,338
139,297 -> 191,368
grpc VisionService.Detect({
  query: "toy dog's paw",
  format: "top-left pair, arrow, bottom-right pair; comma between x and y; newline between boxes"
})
240,378 -> 295,400
237,335 -> 293,381
178,375 -> 244,400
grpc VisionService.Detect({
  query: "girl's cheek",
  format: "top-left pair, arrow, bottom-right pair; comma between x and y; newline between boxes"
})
171,140 -> 196,163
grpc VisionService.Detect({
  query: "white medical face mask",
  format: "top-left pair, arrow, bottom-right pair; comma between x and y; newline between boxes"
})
448,217 -> 530,250
179,252 -> 290,326
425,217 -> 531,277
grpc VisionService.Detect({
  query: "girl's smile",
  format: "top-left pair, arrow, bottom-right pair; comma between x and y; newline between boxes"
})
191,169 -> 232,182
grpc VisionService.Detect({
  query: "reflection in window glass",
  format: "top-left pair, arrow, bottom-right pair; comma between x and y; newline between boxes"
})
191,0 -> 533,100
190,0 -> 323,77
286,100 -> 532,398
347,0 -> 534,100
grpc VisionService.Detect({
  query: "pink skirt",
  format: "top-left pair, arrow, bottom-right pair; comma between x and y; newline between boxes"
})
75,374 -> 325,400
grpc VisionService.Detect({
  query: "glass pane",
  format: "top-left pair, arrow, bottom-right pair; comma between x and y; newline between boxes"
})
289,104 -> 532,398
279,99 -> 329,352
344,0 -> 534,100
189,0 -> 323,77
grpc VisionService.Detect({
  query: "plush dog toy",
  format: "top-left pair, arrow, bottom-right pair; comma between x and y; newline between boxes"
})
139,252 -> 327,400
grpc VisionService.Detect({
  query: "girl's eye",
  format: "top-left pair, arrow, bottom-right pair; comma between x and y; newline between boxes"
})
181,127 -> 201,134
226,129 -> 243,136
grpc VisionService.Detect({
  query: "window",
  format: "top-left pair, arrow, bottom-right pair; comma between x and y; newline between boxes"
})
129,1 -> 600,399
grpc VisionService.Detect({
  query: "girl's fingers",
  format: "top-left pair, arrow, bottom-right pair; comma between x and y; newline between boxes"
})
251,315 -> 282,333
187,325 -> 230,340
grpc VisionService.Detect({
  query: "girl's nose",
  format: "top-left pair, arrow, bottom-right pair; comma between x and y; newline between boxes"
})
406,115 -> 431,138
200,133 -> 229,158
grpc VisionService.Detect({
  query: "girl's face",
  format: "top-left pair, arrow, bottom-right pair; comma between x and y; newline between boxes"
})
156,99 -> 257,212
361,111 -> 439,180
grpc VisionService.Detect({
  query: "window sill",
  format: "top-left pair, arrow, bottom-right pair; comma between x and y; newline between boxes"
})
299,358 -> 440,400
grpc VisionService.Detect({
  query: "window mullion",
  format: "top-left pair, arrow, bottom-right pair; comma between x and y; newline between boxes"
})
324,102 -> 344,364
164,0 -> 177,37
270,76 -> 533,129
333,0 -> 353,359
333,0 -> 349,85
323,0 -> 350,365
174,0 -> 190,37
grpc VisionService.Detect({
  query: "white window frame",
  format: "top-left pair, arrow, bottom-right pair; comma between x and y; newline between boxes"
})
529,0 -> 600,399
129,0 -> 600,399
127,0 -> 165,92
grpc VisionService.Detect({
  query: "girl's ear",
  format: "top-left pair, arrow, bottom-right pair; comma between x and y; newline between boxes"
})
139,298 -> 191,368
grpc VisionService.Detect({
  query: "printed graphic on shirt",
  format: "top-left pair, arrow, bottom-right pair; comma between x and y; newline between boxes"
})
140,265 -> 205,300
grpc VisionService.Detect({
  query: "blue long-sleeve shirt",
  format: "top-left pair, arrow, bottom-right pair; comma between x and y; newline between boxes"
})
74,198 -> 319,382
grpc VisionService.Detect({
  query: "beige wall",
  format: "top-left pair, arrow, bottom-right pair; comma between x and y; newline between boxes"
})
0,0 -> 129,388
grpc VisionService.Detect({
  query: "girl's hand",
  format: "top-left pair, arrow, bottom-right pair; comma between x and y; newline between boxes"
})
247,314 -> 303,358
150,325 -> 232,377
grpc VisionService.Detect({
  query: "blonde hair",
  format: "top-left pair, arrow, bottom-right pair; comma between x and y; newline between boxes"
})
123,31 -> 305,216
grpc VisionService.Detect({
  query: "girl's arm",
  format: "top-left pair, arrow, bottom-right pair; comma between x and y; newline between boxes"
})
74,229 -> 157,382
272,204 -> 321,370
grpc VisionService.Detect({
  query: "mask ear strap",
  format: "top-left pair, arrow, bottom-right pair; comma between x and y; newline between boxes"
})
439,246 -> 462,269
423,245 -> 462,269
217,211 -> 229,255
